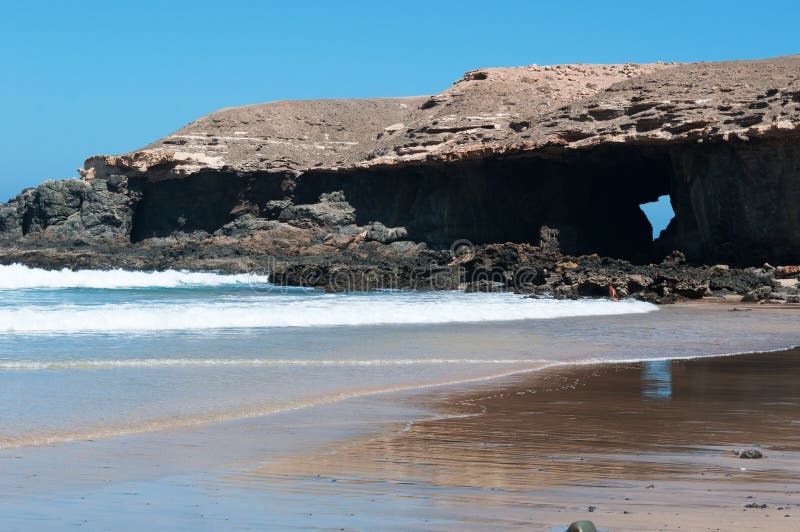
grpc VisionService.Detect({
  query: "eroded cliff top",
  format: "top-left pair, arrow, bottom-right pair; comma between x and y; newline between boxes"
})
82,55 -> 800,179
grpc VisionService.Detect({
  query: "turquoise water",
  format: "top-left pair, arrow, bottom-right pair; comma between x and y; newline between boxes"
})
0,264 -> 798,450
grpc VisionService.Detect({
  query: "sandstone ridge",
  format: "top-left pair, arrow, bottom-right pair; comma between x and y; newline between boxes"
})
81,57 -> 800,176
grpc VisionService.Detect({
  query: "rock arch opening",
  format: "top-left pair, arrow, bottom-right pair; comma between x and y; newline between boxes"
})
295,145 -> 674,261
126,145 -> 677,262
640,194 -> 676,240
120,136 -> 800,266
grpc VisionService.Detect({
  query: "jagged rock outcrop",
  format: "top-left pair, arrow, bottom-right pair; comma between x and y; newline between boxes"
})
270,242 -> 794,304
1,55 -> 800,285
0,176 -> 133,241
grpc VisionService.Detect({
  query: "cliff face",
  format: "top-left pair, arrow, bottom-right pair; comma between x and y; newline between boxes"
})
1,55 -> 800,267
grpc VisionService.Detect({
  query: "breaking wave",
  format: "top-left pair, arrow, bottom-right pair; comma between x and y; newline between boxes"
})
0,358 -> 537,370
0,294 -> 656,334
0,263 -> 269,290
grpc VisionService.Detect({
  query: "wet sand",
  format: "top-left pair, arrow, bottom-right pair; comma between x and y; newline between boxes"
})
1,304 -> 799,530
238,349 -> 800,530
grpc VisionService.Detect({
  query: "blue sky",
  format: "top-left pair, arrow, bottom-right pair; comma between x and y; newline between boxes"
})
1,1 -> 798,233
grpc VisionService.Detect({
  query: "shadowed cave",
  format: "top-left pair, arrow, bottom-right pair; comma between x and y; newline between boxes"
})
129,146 -> 675,262
294,147 -> 673,260
129,171 -> 287,242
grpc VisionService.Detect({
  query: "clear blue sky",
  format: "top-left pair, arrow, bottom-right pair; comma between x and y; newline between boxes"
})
2,1 -> 798,233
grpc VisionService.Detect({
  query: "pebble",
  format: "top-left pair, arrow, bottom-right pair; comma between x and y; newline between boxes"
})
735,448 -> 763,459
567,521 -> 597,532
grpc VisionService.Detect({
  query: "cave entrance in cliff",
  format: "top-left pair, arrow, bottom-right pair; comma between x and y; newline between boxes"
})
548,146 -> 674,261
640,194 -> 675,240
293,146 -> 674,262
125,149 -> 676,262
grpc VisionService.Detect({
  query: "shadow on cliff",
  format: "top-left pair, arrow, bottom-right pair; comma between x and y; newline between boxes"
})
292,146 -> 672,261
125,135 -> 800,266
127,147 -> 673,262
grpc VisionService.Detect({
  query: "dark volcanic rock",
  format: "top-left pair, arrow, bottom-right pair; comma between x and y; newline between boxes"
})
278,191 -> 356,228
735,449 -> 764,459
567,521 -> 597,532
2,55 -> 800,293
0,177 -> 133,241
660,136 -> 800,265
364,222 -> 409,244
744,503 -> 768,509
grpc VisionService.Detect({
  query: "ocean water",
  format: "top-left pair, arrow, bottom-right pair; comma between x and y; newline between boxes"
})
0,263 -> 798,451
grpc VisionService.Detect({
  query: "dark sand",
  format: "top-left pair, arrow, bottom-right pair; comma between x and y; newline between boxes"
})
238,349 -> 800,530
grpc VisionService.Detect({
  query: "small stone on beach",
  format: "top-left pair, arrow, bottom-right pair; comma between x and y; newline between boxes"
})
734,449 -> 763,459
567,520 -> 597,532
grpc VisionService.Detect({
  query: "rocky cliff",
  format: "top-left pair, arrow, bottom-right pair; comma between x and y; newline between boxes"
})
1,55 -> 799,288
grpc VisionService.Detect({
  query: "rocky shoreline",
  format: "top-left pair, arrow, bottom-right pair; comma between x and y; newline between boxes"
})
1,225 -> 797,305
2,55 -> 799,301
263,243 -> 800,305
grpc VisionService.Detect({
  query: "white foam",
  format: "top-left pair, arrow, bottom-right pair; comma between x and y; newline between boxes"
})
0,358 -> 536,370
0,263 -> 268,290
0,293 -> 656,333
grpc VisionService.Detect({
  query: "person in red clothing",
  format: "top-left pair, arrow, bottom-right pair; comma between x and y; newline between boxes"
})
608,284 -> 619,302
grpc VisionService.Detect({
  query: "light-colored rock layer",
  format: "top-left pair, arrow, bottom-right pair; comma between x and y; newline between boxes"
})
81,55 -> 800,179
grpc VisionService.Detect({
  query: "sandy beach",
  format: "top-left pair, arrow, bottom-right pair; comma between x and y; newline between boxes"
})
1,301 -> 798,530
241,347 -> 800,530
2,5 -> 800,530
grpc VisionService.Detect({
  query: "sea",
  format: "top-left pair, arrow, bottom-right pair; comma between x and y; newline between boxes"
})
0,263 -> 799,451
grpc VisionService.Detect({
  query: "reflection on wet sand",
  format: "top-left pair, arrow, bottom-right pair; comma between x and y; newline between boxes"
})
235,349 -> 800,530
642,360 -> 672,400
